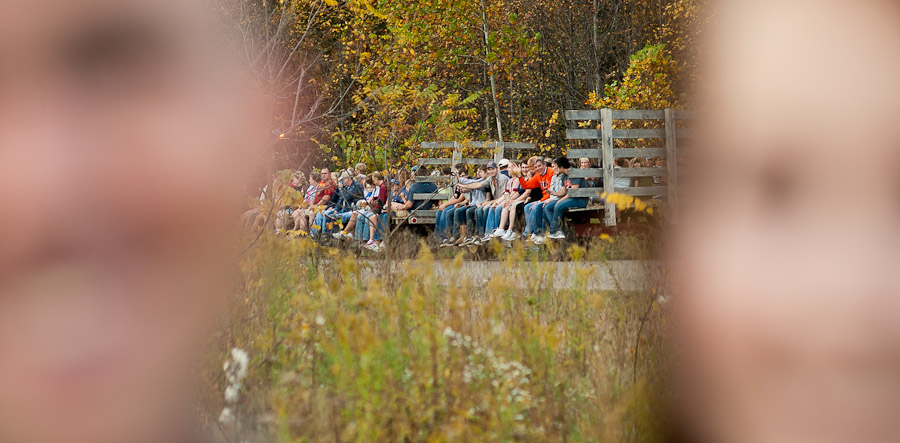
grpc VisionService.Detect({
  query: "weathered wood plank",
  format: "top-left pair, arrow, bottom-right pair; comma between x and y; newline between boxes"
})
565,110 -> 600,120
413,193 -> 451,200
566,148 -> 601,158
565,109 -> 695,122
420,142 -> 456,149
404,210 -> 437,217
500,142 -> 535,150
615,167 -> 666,178
617,186 -> 667,197
665,108 -> 680,223
450,143 -> 461,171
611,109 -> 665,120
611,128 -> 666,139
567,188 -> 604,198
612,148 -> 667,158
419,158 -> 452,165
567,185 -> 667,198
601,108 -> 616,226
566,129 -> 600,140
414,176 -> 452,182
424,141 -> 536,150
569,168 -> 603,178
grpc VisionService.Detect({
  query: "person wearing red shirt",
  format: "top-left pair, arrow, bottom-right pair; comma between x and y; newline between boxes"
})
509,158 -> 554,239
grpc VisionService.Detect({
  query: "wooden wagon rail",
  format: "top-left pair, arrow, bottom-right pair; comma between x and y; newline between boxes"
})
565,107 -> 690,225
394,108 -> 690,229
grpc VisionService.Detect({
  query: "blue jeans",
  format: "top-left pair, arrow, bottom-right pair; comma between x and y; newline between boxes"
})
451,206 -> 472,237
485,206 -> 501,232
524,201 -> 546,235
375,213 -> 389,241
456,206 -> 485,236
354,210 -> 372,240
473,207 -> 487,236
313,209 -> 346,236
545,198 -> 588,233
354,212 -> 388,241
435,204 -> 457,240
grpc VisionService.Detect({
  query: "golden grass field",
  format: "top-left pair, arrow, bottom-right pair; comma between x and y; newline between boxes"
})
203,234 -> 668,442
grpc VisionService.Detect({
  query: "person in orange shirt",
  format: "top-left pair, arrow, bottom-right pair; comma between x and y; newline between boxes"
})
509,158 -> 554,240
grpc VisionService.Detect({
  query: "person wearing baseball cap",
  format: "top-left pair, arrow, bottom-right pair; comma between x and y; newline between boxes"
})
498,159 -> 511,177
456,161 -> 509,245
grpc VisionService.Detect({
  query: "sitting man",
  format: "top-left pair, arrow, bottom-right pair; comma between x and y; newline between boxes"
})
295,167 -> 335,236
539,157 -> 586,243
450,165 -> 488,245
397,166 -> 439,215
457,161 -> 509,244
313,170 -> 363,238
435,164 -> 468,244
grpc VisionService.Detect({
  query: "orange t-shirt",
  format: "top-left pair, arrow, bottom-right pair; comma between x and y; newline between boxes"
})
517,167 -> 554,201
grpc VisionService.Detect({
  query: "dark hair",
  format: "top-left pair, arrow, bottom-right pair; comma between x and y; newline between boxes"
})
310,171 -> 321,182
416,166 -> 430,177
454,163 -> 465,171
477,164 -> 487,172
372,172 -> 384,181
442,166 -> 452,175
555,156 -> 571,169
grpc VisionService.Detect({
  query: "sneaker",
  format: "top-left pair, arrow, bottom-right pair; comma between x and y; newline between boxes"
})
548,231 -> 566,239
375,243 -> 386,252
439,241 -> 454,248
480,234 -> 492,243
502,230 -> 517,242
533,235 -> 547,245
491,228 -> 506,238
460,237 -> 476,246
530,233 -> 538,242
332,232 -> 343,240
364,241 -> 378,251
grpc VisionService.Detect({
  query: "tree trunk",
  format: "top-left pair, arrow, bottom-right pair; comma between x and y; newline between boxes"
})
480,0 -> 504,142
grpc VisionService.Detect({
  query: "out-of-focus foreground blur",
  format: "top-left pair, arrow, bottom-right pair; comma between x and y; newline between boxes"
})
675,1 -> 900,442
3,0 -> 900,442
0,1 -> 265,442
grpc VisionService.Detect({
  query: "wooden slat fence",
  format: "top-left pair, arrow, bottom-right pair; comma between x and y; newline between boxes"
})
565,108 -> 691,225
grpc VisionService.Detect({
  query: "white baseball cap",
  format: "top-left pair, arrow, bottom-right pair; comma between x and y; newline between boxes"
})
498,159 -> 510,168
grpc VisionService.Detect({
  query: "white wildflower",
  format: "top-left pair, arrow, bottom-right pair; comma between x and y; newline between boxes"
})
315,314 -> 325,326
224,384 -> 241,403
218,407 -> 234,424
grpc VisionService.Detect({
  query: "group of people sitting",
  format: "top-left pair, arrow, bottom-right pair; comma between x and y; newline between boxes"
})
263,154 -> 666,251
270,162 -> 440,251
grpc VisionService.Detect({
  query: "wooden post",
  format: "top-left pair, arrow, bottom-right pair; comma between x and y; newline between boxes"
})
664,108 -> 679,224
495,142 -> 504,163
451,142 -> 462,168
601,108 -> 616,226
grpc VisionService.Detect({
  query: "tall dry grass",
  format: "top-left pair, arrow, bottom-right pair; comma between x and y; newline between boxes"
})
201,234 -> 667,442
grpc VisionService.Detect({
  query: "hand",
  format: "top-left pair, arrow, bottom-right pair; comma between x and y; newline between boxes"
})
509,163 -> 521,176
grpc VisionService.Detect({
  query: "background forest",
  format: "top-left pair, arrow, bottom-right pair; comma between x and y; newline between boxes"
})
222,0 -> 702,172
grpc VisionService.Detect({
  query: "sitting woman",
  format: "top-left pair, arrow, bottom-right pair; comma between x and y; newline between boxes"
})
333,176 -> 375,240
493,160 -> 535,242
541,156 -> 589,241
